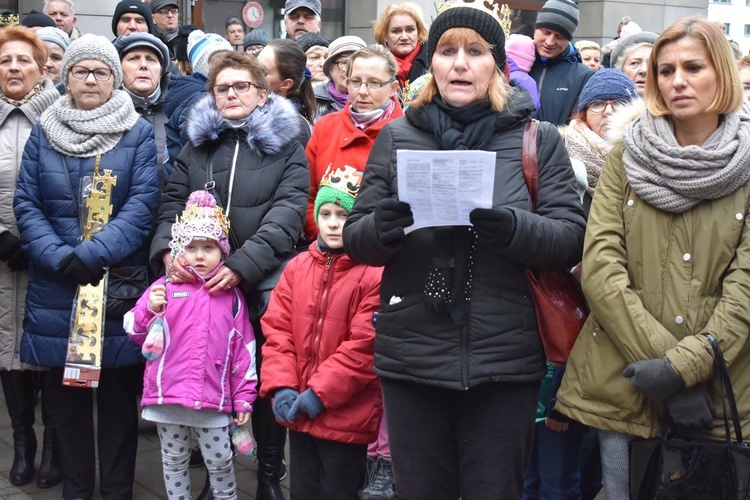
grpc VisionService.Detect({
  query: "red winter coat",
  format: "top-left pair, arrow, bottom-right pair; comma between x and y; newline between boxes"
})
304,100 -> 404,240
260,242 -> 382,444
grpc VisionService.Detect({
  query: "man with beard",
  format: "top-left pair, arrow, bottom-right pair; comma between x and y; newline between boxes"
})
284,0 -> 321,41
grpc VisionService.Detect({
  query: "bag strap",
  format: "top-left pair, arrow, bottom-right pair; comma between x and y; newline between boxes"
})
204,152 -> 242,251
522,119 -> 540,214
706,334 -> 744,444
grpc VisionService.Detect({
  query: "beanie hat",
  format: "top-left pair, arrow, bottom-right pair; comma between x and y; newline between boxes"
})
243,29 -> 268,50
610,31 -> 658,70
296,32 -> 329,53
36,27 -> 70,52
61,34 -> 124,89
619,20 -> 642,39
170,190 -> 231,259
535,0 -> 579,41
188,30 -> 232,76
323,35 -> 366,77
113,32 -> 169,75
21,10 -> 56,28
577,68 -> 638,113
427,5 -> 506,71
112,0 -> 155,36
506,34 -> 535,73
175,24 -> 198,61
314,165 -> 363,222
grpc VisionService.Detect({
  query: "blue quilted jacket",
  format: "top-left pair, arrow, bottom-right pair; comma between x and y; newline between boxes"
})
13,118 -> 159,368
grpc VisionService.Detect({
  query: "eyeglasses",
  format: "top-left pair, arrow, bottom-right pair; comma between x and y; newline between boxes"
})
332,59 -> 349,71
212,81 -> 263,96
155,7 -> 178,15
587,99 -> 627,113
346,79 -> 394,91
69,66 -> 114,82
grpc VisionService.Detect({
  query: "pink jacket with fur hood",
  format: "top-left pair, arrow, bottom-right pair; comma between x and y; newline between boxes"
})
124,266 -> 258,414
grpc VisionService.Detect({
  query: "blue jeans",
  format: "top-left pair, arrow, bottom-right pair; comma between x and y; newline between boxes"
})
523,420 -> 586,500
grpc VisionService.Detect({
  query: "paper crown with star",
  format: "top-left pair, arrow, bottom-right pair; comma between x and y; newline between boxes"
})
170,190 -> 231,259
314,165 -> 363,222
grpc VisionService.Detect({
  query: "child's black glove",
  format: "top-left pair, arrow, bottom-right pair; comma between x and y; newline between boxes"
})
374,198 -> 413,246
288,388 -> 324,423
272,388 -> 299,424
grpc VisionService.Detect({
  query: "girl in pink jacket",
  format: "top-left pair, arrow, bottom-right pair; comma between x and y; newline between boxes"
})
124,190 -> 257,500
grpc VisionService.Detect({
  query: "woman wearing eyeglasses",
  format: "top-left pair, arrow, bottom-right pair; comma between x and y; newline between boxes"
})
13,34 -> 159,498
304,45 -> 403,241
152,50 -> 309,500
562,69 -> 639,214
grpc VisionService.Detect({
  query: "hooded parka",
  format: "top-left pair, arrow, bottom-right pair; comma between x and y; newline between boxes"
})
151,93 -> 310,295
555,139 -> 750,440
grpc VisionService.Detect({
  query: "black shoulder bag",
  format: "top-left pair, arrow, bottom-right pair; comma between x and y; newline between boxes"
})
629,334 -> 750,499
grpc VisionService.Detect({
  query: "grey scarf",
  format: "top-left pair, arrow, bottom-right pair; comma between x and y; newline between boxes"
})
40,89 -> 140,158
623,106 -> 750,212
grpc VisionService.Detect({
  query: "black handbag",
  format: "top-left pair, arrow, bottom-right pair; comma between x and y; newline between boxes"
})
629,334 -> 750,499
106,266 -> 150,319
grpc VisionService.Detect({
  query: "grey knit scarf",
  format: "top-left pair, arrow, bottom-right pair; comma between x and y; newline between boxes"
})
622,106 -> 750,213
40,89 -> 140,158
565,119 -> 612,197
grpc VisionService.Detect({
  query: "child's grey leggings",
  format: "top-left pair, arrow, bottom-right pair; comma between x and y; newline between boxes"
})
157,423 -> 237,500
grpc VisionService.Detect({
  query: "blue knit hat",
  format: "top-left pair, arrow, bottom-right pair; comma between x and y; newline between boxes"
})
577,69 -> 637,113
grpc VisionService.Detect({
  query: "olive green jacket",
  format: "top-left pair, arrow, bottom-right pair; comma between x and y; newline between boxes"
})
556,142 -> 750,440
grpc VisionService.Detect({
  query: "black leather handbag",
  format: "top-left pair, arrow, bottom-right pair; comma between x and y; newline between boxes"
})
106,265 -> 150,319
629,334 -> 750,500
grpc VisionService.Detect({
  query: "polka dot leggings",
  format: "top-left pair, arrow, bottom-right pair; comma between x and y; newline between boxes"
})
156,423 -> 237,500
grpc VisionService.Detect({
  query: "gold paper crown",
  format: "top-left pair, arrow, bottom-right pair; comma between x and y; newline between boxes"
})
0,12 -> 19,26
174,203 -> 230,237
319,164 -> 362,198
433,0 -> 512,37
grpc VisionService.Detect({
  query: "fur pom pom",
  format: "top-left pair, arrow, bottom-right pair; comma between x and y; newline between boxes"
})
186,189 -> 218,208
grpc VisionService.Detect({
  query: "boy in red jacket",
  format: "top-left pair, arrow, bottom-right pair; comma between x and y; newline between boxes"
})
260,165 -> 382,497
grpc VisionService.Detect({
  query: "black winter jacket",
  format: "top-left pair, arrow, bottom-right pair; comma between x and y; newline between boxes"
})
343,90 -> 586,390
529,43 -> 594,125
152,94 -> 310,293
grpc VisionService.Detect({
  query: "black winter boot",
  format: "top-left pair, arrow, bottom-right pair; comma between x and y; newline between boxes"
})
36,376 -> 62,488
252,395 -> 287,500
0,370 -> 37,486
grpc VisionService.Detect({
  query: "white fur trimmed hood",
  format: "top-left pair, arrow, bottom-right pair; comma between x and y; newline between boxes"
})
186,92 -> 302,156
604,98 -> 645,145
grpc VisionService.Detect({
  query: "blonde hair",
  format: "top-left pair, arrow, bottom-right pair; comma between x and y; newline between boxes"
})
575,40 -> 600,53
372,2 -> 428,45
346,44 -> 398,81
409,28 -> 508,112
645,17 -> 742,117
738,55 -> 750,70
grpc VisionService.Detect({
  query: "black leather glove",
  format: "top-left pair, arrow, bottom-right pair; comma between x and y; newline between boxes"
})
374,198 -> 413,246
622,358 -> 684,401
0,231 -> 22,261
469,207 -> 516,247
665,385 -> 716,430
7,248 -> 28,272
60,253 -> 104,286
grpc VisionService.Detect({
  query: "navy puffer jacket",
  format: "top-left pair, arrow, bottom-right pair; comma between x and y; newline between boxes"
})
14,119 -> 159,368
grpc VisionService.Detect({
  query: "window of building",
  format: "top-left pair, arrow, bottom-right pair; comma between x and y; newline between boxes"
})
725,23 -> 731,34
745,24 -> 750,36
712,0 -> 731,3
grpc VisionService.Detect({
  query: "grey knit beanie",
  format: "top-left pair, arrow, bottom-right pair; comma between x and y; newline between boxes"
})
427,5 -> 506,70
36,27 -> 70,52
296,32 -> 329,53
61,34 -> 124,89
243,30 -> 268,50
610,32 -> 658,70
535,0 -> 579,41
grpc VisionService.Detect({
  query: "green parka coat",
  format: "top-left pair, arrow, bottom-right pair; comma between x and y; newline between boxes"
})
556,141 -> 750,440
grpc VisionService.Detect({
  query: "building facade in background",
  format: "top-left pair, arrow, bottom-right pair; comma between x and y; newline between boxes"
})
707,0 -> 750,56
6,0 -> 708,58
